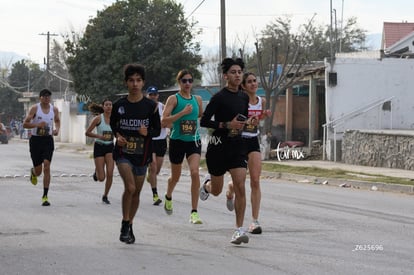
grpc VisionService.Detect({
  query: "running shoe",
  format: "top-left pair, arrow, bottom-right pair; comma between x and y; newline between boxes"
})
93,171 -> 97,182
120,221 -> 131,243
127,224 -> 135,244
153,194 -> 162,206
164,195 -> 173,215
230,228 -> 249,245
248,220 -> 262,234
189,212 -> 203,224
102,196 -> 110,204
226,196 -> 234,212
30,168 -> 37,185
199,174 -> 210,201
41,196 -> 50,206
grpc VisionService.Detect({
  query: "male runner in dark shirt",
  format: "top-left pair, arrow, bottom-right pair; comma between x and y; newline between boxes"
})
200,57 -> 259,245
110,63 -> 161,244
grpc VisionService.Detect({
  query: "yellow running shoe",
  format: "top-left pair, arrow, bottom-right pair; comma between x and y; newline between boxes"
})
189,212 -> 202,224
164,196 -> 173,215
42,196 -> 50,206
30,168 -> 37,186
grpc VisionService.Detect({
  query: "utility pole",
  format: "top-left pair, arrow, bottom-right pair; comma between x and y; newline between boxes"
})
39,31 -> 58,88
339,0 -> 344,52
220,0 -> 226,87
329,0 -> 333,70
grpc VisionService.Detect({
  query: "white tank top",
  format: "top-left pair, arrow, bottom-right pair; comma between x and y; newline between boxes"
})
242,96 -> 263,137
153,102 -> 168,140
32,103 -> 54,136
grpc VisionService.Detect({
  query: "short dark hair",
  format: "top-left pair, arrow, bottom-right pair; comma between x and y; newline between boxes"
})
221,58 -> 245,74
39,89 -> 52,97
123,64 -> 146,81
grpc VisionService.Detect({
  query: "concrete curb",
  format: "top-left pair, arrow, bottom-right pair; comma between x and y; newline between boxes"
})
260,170 -> 414,195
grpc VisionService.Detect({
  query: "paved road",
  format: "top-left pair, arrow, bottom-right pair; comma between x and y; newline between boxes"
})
1,140 -> 413,274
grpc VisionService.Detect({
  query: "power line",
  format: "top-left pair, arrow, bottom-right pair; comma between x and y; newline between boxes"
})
48,70 -> 73,83
0,79 -> 24,95
0,72 -> 47,94
185,0 -> 205,20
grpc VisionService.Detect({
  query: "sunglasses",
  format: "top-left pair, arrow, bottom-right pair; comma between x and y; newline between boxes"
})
180,78 -> 193,84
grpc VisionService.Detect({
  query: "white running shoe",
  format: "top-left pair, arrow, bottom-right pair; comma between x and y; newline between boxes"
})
226,196 -> 234,211
248,220 -> 262,234
230,228 -> 249,245
199,174 -> 210,201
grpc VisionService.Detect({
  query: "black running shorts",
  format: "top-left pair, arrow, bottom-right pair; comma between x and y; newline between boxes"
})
168,139 -> 201,164
29,135 -> 54,167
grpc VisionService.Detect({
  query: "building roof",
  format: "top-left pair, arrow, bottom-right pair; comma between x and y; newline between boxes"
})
382,22 -> 414,49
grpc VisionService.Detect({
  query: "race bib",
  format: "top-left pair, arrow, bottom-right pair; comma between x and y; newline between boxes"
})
122,136 -> 144,155
36,126 -> 50,136
102,131 -> 114,141
180,120 -> 196,135
243,123 -> 258,133
228,128 -> 242,138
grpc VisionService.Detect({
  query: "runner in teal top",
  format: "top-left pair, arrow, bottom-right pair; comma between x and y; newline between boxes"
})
161,69 -> 204,225
170,93 -> 200,142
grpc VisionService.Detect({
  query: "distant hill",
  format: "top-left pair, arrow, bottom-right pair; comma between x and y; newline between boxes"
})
0,51 -> 27,65
366,33 -> 382,50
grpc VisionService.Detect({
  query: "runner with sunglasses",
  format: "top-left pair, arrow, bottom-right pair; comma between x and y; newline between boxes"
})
23,89 -> 60,206
161,69 -> 204,224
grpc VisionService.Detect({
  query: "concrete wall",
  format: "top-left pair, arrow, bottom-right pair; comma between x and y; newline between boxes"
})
54,99 -> 87,144
342,129 -> 414,170
324,52 -> 414,160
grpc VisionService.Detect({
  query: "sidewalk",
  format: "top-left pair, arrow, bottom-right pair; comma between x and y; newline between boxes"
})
265,159 -> 414,179
262,159 -> 414,194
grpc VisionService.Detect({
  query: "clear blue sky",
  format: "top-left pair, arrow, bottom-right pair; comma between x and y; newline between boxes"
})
0,0 -> 413,65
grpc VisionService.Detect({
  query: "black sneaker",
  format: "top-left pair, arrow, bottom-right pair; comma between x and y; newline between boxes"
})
93,171 -> 97,181
127,224 -> 135,244
153,194 -> 162,206
102,196 -> 110,204
119,221 -> 130,243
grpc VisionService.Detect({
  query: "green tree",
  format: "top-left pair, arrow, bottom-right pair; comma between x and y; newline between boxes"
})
0,60 -> 45,120
302,16 -> 367,61
7,60 -> 45,94
66,0 -> 202,101
335,16 -> 367,53
0,86 -> 24,121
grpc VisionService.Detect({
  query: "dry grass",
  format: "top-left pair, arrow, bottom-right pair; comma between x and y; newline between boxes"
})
199,159 -> 414,186
262,163 -> 414,186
